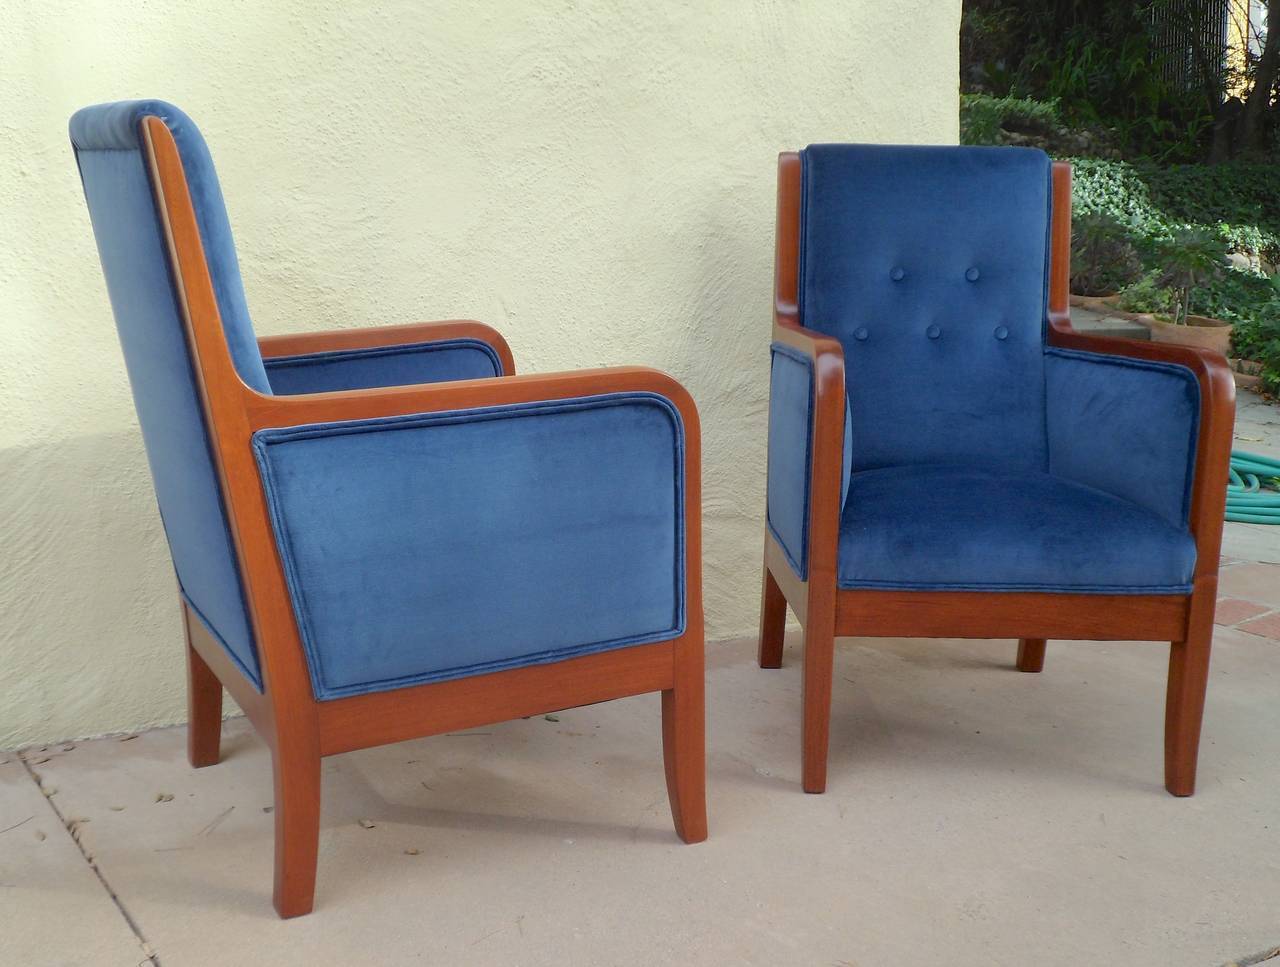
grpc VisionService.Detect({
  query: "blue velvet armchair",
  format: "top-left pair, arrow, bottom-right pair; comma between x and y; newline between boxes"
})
71,100 -> 706,918
759,145 -> 1235,796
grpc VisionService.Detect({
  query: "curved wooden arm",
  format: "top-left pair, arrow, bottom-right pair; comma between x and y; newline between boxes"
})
242,365 -> 697,435
257,319 -> 515,375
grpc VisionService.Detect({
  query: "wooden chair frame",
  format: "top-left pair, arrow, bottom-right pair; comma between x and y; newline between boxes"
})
142,117 -> 706,918
758,153 -> 1236,797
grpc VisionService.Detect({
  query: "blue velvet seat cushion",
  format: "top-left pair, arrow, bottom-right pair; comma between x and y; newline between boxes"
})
838,466 -> 1196,594
253,392 -> 685,700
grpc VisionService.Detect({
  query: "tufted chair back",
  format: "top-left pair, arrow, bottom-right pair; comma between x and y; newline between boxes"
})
799,144 -> 1053,474
70,101 -> 270,684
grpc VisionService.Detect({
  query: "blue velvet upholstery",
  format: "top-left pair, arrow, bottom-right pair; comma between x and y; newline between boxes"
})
767,144 -> 1201,594
766,344 -> 852,578
800,144 -> 1052,473
838,467 -> 1196,593
1046,348 -> 1199,528
766,346 -> 814,577
265,338 -> 503,395
71,101 -> 271,394
253,393 -> 685,699
71,101 -> 264,684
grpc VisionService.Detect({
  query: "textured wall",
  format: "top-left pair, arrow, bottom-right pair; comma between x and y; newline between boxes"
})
0,0 -> 960,748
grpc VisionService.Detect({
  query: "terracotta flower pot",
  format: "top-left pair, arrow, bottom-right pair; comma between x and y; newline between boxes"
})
1069,292 -> 1119,310
1144,314 -> 1233,357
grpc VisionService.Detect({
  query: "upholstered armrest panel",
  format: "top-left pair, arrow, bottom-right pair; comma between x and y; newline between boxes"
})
264,338 -> 503,395
767,345 -> 815,577
252,392 -> 685,700
1046,347 -> 1200,527
766,343 -> 850,579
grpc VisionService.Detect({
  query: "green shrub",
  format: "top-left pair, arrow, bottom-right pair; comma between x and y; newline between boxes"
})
1115,272 -> 1179,316
1153,228 -> 1226,325
1070,213 -> 1143,296
1071,158 -> 1280,264
960,93 -> 1059,146
1069,156 -> 1280,382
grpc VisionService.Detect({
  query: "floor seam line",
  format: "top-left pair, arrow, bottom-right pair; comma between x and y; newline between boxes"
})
20,752 -> 162,967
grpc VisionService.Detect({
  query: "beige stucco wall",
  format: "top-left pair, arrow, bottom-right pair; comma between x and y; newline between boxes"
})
0,1 -> 960,748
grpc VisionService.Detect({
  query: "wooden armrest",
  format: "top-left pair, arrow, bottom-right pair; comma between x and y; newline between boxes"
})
772,318 -> 844,362
257,319 -> 515,375
243,366 -> 697,440
772,315 -> 846,579
1048,315 -> 1236,581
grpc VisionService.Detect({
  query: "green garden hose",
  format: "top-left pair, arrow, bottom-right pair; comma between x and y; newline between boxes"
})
1227,450 -> 1280,524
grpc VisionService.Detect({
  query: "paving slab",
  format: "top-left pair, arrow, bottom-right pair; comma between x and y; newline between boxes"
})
28,630 -> 1280,967
1219,562 -> 1280,607
1224,393 -> 1280,565
1069,304 -> 1152,341
0,757 -> 147,966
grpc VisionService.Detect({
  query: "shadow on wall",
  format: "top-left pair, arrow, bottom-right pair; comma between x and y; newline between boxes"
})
0,431 -> 194,748
666,181 -> 776,641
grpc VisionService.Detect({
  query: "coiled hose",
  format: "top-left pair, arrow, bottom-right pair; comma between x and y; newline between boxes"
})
1227,450 -> 1280,523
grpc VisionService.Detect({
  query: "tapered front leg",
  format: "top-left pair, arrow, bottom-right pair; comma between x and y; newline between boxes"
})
1016,638 -> 1046,673
662,635 -> 707,844
801,591 -> 837,794
272,741 -> 322,918
183,602 -> 223,769
759,562 -> 787,669
1165,591 -> 1215,796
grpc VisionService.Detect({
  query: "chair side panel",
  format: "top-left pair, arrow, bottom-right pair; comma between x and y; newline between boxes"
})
253,393 -> 687,700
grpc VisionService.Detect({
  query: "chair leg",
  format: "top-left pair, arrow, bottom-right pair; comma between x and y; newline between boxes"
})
1165,606 -> 1214,797
271,744 -> 322,918
183,605 -> 223,769
801,601 -> 836,794
1016,638 -> 1047,673
662,636 -> 707,844
758,564 -> 787,669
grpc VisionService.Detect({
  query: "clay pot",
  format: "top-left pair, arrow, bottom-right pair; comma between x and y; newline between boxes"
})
1068,293 -> 1119,310
1144,314 -> 1234,357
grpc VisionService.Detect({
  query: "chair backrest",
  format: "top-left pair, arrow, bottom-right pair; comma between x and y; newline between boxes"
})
70,101 -> 268,685
798,144 -> 1053,474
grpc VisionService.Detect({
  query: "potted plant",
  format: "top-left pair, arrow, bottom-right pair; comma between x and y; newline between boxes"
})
1069,213 -> 1144,307
1145,229 -> 1234,356
1115,271 -> 1179,320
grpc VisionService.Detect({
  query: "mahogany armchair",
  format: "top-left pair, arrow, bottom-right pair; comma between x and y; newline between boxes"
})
71,100 -> 705,918
759,145 -> 1235,797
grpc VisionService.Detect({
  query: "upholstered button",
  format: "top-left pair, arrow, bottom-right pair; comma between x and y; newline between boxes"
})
994,325 -> 1009,340
926,324 -> 941,340
965,267 -> 980,282
854,327 -> 869,341
890,266 -> 905,281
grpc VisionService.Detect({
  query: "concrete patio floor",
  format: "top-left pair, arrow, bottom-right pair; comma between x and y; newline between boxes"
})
5,622 -> 1280,966
4,394 -> 1278,967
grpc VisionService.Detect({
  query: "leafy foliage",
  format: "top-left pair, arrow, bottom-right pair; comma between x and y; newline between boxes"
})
1070,213 -> 1144,295
1069,156 -> 1280,385
960,94 -> 1061,146
1071,156 -> 1280,264
1115,272 -> 1179,315
961,0 -> 1216,161
1154,228 -> 1226,323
